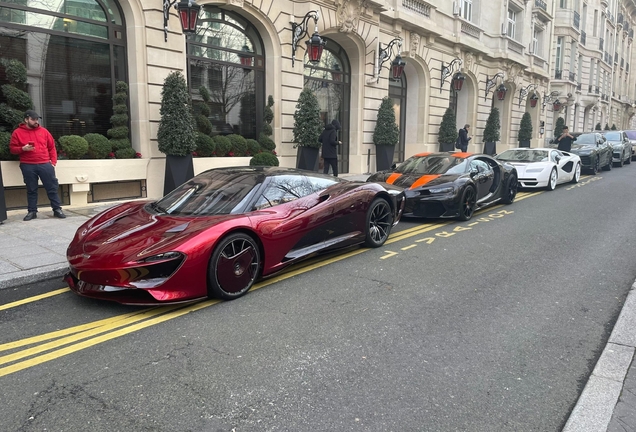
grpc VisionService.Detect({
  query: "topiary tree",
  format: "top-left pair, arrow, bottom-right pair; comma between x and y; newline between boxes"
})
227,134 -> 248,156
195,134 -> 215,157
373,96 -> 400,146
553,117 -> 565,137
84,133 -> 112,159
0,131 -> 14,160
611,124 -> 617,130
115,147 -> 136,159
246,138 -> 261,156
518,112 -> 533,145
157,71 -> 197,156
0,58 -> 33,137
58,135 -> 89,159
193,86 -> 213,135
292,88 -> 322,149
259,95 -> 276,151
107,81 -> 132,153
213,135 -> 232,156
595,122 -> 602,130
604,123 -> 610,130
483,107 -> 501,155
250,151 -> 279,166
438,107 -> 458,151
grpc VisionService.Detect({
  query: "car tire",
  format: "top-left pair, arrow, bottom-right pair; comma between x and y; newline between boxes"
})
603,156 -> 613,171
457,186 -> 476,221
570,163 -> 581,183
208,232 -> 261,300
501,173 -> 518,204
364,198 -> 393,248
589,157 -> 599,175
626,154 -> 631,164
547,168 -> 557,191
617,155 -> 624,167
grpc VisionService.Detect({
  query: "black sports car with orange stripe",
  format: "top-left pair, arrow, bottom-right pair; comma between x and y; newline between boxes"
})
367,152 -> 518,220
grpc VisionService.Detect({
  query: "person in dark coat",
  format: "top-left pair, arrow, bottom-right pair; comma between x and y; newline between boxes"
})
458,124 -> 471,152
319,119 -> 341,176
555,126 -> 575,152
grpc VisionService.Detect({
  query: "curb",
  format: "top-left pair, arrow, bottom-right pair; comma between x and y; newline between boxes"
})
562,282 -> 636,431
0,264 -> 68,290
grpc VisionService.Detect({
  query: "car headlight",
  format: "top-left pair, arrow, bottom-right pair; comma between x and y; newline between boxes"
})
525,167 -> 545,173
428,186 -> 454,194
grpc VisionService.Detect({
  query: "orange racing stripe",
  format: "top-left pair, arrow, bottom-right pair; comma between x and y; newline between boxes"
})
409,174 -> 441,189
414,152 -> 431,157
452,152 -> 472,158
385,173 -> 403,184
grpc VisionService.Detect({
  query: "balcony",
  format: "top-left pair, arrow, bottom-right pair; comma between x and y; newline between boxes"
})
576,83 -> 582,91
573,11 -> 580,29
621,58 -> 624,68
401,0 -> 432,17
618,13 -> 624,26
555,69 -> 562,79
580,30 -> 586,45
615,52 -> 619,64
534,0 -> 547,11
595,86 -> 600,94
588,84 -> 593,93
569,71 -> 576,82
533,0 -> 551,20
599,37 -> 604,51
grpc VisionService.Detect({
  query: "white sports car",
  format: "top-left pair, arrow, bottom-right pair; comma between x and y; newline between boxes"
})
495,147 -> 581,190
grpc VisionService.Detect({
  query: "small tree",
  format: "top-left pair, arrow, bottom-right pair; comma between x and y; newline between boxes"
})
604,123 -> 610,130
259,95 -> 276,151
0,58 -> 33,133
553,117 -> 565,137
438,107 -> 458,146
518,112 -> 533,142
107,81 -> 132,153
373,96 -> 400,146
157,71 -> 196,156
484,108 -> 501,143
611,124 -> 617,130
595,122 -> 602,131
292,88 -> 322,148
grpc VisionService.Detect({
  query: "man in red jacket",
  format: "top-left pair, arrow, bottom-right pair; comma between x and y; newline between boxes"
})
10,110 -> 65,221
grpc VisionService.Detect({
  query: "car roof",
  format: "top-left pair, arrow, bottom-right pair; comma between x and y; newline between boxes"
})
412,151 -> 473,159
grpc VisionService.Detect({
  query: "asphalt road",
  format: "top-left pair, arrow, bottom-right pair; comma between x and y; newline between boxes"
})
1,166 -> 635,432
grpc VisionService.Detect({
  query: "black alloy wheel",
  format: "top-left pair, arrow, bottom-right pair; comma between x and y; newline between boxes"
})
458,186 -> 476,221
208,233 -> 261,300
364,198 -> 393,248
617,154 -> 624,167
590,156 -> 600,174
501,173 -> 518,204
626,153 -> 631,164
603,156 -> 613,171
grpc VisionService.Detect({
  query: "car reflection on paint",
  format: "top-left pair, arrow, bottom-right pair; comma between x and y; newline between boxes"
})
65,167 -> 405,305
367,152 -> 518,221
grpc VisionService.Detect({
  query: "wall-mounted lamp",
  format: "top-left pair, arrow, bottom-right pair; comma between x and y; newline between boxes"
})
518,84 -> 538,107
163,0 -> 201,42
440,58 -> 464,93
542,90 -> 559,111
553,100 -> 563,111
485,72 -> 506,101
291,11 -> 326,67
529,94 -> 539,108
370,38 -> 405,84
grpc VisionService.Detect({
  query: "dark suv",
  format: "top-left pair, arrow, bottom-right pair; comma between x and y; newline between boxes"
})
550,132 -> 612,174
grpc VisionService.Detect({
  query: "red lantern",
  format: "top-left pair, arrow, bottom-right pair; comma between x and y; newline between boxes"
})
391,54 -> 406,81
553,100 -> 562,111
238,44 -> 252,68
306,31 -> 325,63
529,94 -> 539,108
452,72 -> 465,91
496,84 -> 507,101
177,0 -> 200,33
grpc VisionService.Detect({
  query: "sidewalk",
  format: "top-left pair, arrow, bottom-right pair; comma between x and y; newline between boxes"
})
0,174 -> 634,431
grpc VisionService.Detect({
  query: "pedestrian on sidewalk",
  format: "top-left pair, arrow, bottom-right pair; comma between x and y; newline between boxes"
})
9,110 -> 66,221
555,125 -> 576,152
458,124 -> 471,152
320,119 -> 341,177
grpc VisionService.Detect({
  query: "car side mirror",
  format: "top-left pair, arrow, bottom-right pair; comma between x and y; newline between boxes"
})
555,156 -> 562,163
469,168 -> 478,177
549,139 -> 555,144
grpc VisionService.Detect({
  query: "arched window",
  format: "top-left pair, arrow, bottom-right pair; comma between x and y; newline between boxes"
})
303,39 -> 350,174
0,0 -> 127,139
187,7 -> 265,139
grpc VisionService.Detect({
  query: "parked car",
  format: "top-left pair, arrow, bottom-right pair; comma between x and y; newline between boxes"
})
367,152 -> 517,221
624,130 -> 636,160
601,130 -> 633,166
494,148 -> 581,190
550,132 -> 612,174
65,167 -> 405,305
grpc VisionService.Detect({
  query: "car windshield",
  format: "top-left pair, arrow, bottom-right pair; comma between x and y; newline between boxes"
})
603,132 -> 621,141
574,133 -> 596,144
395,155 -> 468,175
625,131 -> 636,140
496,149 -> 549,162
152,171 -> 263,216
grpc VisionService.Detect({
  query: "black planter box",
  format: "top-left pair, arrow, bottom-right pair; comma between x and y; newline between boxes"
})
484,142 -> 497,155
296,146 -> 320,171
519,140 -> 531,148
439,142 -> 455,152
375,145 -> 396,171
163,154 -> 194,196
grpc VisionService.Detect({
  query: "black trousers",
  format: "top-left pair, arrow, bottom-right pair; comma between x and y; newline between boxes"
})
323,158 -> 338,177
20,162 -> 62,212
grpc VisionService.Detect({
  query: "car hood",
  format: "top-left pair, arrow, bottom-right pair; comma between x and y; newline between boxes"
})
505,162 -> 549,177
569,143 -> 598,153
68,202 -> 245,265
368,172 -> 458,189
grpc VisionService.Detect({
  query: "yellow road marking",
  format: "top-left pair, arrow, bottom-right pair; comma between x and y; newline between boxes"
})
0,288 -> 70,311
401,244 -> 417,251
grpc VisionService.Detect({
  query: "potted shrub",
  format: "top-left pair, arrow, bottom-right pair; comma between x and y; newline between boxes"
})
438,107 -> 458,152
84,133 -> 112,159
373,96 -> 400,171
611,124 -> 617,130
292,88 -> 322,171
157,71 -> 197,195
595,122 -> 602,131
518,112 -> 533,148
553,117 -> 565,137
483,107 -> 501,155
108,81 -> 134,156
604,123 -> 610,130
250,151 -> 279,166
259,95 -> 276,153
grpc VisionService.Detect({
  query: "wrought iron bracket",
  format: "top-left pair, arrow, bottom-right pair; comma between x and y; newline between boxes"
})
440,58 -> 462,92
369,38 -> 402,84
519,84 -> 538,107
542,90 -> 559,111
291,11 -> 320,67
484,72 -> 505,100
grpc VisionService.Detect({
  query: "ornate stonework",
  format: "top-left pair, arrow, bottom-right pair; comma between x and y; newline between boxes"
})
336,0 -> 361,33
464,51 -> 474,71
410,32 -> 420,56
226,0 -> 244,6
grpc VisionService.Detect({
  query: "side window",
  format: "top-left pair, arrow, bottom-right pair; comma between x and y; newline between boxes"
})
306,176 -> 339,194
474,159 -> 493,174
254,175 -> 310,210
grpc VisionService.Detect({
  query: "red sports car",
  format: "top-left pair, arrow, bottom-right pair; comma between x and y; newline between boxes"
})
65,167 -> 405,305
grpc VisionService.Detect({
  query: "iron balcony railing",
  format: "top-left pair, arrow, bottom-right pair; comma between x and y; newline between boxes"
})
588,84 -> 593,93
599,37 -> 604,51
621,58 -> 624,68
555,69 -> 562,79
595,86 -> 600,94
573,11 -> 580,29
569,71 -> 576,82
618,13 -> 624,25
630,29 -> 634,39
576,83 -> 581,91
580,30 -> 586,45
535,0 -> 547,11
615,52 -> 619,64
